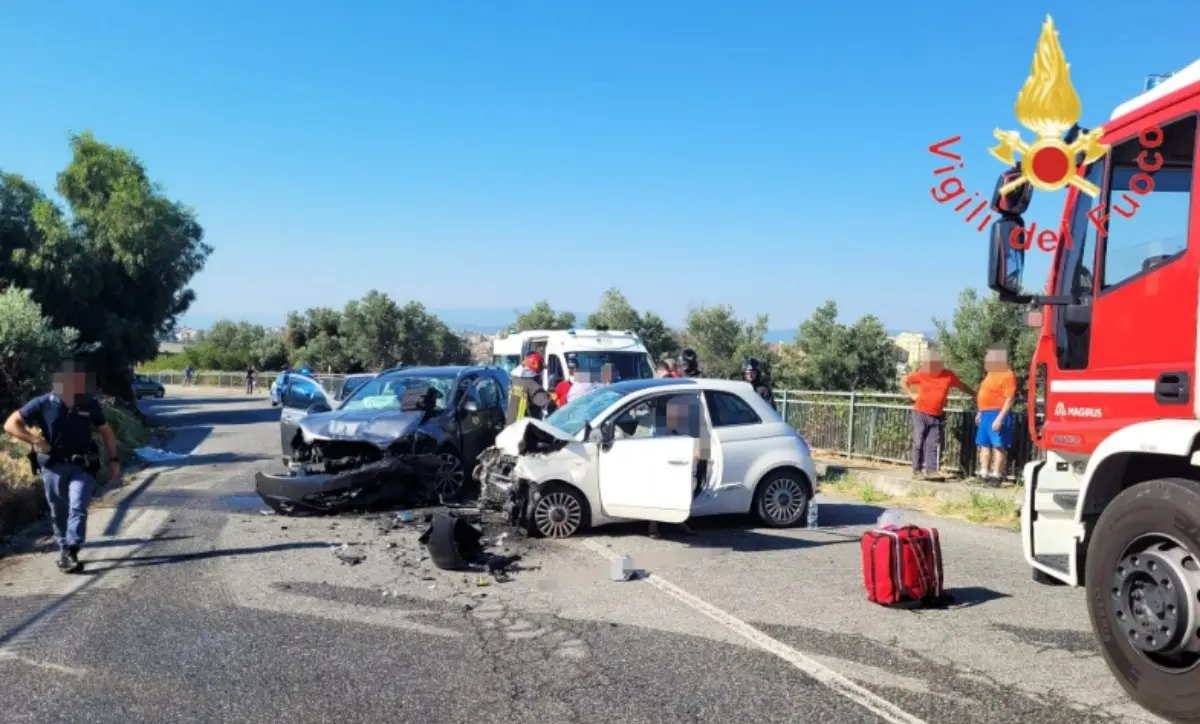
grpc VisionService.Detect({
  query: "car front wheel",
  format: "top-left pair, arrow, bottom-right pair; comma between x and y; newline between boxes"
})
527,482 -> 588,538
433,450 -> 465,501
752,469 -> 810,528
154,388 -> 165,398
1085,478 -> 1200,722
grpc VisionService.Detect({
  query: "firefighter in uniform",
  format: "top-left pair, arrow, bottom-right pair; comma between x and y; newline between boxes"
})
3,359 -> 121,573
742,357 -> 776,411
506,352 -> 552,424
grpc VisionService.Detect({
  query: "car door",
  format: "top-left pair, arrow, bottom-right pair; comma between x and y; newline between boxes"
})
700,390 -> 763,514
460,374 -> 506,465
596,392 -> 700,523
279,377 -> 324,456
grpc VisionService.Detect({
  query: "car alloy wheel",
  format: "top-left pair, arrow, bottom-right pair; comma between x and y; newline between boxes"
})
760,475 -> 808,526
532,489 -> 584,538
433,452 -> 465,499
154,389 -> 165,398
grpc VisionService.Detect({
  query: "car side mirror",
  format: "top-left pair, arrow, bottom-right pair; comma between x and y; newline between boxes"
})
306,401 -> 332,415
988,216 -> 1025,298
600,420 -> 615,445
463,399 -> 480,413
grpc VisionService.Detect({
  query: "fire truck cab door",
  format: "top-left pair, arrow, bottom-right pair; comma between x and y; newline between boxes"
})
1032,110 -> 1199,573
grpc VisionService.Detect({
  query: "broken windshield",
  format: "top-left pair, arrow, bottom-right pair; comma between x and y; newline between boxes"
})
340,374 -> 454,413
544,387 -> 625,437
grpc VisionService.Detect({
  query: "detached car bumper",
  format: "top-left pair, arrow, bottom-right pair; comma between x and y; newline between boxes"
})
255,454 -> 443,515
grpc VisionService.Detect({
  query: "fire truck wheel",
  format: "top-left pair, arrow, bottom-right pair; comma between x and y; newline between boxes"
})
1085,478 -> 1200,722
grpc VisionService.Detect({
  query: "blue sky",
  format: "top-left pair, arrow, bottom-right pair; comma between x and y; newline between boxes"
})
1,1 -> 1197,333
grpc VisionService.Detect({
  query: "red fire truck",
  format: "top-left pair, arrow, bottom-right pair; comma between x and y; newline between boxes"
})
989,59 -> 1200,720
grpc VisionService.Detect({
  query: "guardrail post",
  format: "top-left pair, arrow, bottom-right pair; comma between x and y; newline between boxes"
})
781,390 -> 790,422
846,391 -> 857,455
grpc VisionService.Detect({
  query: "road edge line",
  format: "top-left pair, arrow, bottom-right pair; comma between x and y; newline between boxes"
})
578,537 -> 928,724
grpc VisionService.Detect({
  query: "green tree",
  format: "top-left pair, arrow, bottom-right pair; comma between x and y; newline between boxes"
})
586,288 -> 682,361
342,291 -> 407,370
585,288 -> 641,331
0,134 -> 211,400
933,288 -> 1037,388
0,288 -> 79,413
250,332 -> 288,371
637,311 -> 680,362
512,301 -> 576,331
680,305 -> 771,379
789,301 -> 896,391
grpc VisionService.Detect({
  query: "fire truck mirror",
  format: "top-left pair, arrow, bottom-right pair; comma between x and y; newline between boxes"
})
988,217 -> 1025,297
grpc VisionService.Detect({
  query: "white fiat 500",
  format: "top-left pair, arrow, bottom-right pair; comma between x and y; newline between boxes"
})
474,378 -> 817,538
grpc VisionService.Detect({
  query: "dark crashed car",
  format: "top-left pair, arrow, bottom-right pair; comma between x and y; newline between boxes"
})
255,366 -> 510,515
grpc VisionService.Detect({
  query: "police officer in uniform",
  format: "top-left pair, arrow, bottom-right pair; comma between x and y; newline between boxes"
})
678,349 -> 702,378
3,359 -> 121,573
742,357 -> 776,411
506,352 -> 552,424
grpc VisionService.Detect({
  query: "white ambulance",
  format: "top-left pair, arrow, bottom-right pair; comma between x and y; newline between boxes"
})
514,328 -> 655,389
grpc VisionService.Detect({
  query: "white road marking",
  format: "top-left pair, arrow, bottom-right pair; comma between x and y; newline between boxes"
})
0,651 -> 85,675
579,538 -> 929,724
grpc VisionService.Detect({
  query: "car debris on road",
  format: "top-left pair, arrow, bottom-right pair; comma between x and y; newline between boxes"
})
419,512 -> 524,581
331,542 -> 367,566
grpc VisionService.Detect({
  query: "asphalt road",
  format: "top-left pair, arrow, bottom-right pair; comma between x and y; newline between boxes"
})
0,387 -> 1169,724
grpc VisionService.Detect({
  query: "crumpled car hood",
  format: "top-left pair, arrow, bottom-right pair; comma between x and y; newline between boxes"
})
495,418 -> 574,455
299,408 -> 424,448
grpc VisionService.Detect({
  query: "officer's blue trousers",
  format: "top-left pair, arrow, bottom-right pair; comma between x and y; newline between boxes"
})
42,464 -> 95,550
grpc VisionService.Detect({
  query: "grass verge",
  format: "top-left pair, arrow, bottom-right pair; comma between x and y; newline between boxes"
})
820,473 -> 1020,530
0,399 -> 152,540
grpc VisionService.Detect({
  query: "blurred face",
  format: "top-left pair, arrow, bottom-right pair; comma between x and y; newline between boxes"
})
600,363 -> 616,384
744,368 -> 757,383
985,349 -> 1009,372
922,352 -> 944,374
567,363 -> 577,379
52,361 -> 94,404
665,398 -> 693,431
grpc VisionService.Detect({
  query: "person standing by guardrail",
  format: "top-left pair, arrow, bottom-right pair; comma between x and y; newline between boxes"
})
901,350 -> 975,481
184,365 -> 194,386
974,344 -> 1017,485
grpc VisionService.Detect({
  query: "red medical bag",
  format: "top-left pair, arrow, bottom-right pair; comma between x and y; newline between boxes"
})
861,525 -> 944,607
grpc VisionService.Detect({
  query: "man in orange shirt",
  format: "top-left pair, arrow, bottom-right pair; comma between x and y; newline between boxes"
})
974,344 -> 1018,485
901,349 -> 975,480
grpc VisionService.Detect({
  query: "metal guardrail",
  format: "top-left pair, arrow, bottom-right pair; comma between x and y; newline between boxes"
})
143,371 -> 345,396
139,371 -> 1039,479
777,390 -> 1038,480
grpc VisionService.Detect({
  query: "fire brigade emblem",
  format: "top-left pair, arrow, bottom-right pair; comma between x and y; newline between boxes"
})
1055,401 -> 1067,416
989,15 -> 1109,197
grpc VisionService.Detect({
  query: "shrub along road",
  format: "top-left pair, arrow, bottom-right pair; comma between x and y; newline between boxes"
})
0,387 -> 1168,724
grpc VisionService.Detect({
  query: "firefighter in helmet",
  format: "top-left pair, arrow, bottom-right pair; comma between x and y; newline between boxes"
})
678,348 -> 702,378
742,357 -> 776,411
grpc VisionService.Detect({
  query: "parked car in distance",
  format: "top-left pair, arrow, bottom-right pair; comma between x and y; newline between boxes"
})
132,374 -> 165,399
275,365 -> 511,500
335,373 -> 376,402
474,378 -> 816,538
